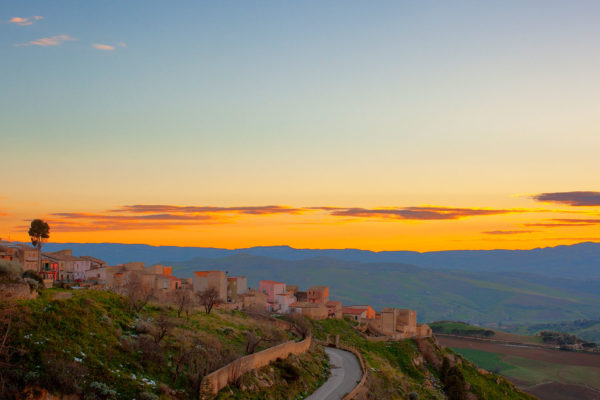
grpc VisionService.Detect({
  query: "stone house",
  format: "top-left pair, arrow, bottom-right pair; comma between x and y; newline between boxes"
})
326,301 -> 343,319
307,286 -> 329,304
289,302 -> 329,320
193,271 -> 227,301
44,250 -> 91,282
80,256 -> 107,269
227,276 -> 248,302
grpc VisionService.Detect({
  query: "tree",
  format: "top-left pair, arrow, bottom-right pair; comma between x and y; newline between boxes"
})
290,314 -> 311,339
172,289 -> 194,319
244,330 -> 271,354
122,272 -> 153,312
28,219 -> 50,274
197,287 -> 219,314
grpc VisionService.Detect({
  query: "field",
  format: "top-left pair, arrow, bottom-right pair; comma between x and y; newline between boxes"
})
438,336 -> 600,400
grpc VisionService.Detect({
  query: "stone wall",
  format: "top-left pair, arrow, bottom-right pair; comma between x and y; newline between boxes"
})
201,335 -> 312,397
0,282 -> 37,300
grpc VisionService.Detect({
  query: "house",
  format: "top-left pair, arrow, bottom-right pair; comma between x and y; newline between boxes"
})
227,276 -> 248,302
192,271 -> 227,301
155,274 -> 181,290
0,243 -> 40,271
344,305 -> 376,320
343,307 -> 368,321
289,302 -> 329,320
259,280 -> 288,312
368,307 -> 431,339
80,256 -> 107,269
40,257 -> 59,281
295,291 -> 308,302
44,250 -> 91,282
307,286 -> 329,304
326,301 -> 343,319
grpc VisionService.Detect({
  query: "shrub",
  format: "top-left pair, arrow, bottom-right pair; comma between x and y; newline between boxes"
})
0,260 -> 23,281
22,270 -> 43,284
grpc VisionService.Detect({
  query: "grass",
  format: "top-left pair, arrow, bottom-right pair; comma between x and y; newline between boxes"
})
451,347 -> 600,392
5,288 -> 316,399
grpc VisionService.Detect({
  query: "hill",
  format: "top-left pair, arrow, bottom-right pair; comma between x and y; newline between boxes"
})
35,241 -> 600,279
166,254 -> 600,325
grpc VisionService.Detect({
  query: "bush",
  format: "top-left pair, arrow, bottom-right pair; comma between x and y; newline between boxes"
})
22,270 -> 43,284
0,260 -> 23,281
84,381 -> 117,400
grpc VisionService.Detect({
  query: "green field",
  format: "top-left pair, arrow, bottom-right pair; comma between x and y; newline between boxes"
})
452,347 -> 600,392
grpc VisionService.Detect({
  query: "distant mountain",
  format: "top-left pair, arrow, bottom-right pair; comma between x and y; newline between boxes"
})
34,241 -> 600,279
165,253 -> 600,325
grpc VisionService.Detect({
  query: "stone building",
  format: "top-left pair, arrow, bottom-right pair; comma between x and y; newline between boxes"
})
44,250 -> 91,282
307,286 -> 329,304
193,270 -> 227,301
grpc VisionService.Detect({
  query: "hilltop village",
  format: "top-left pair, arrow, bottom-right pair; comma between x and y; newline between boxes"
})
1,240 -> 431,339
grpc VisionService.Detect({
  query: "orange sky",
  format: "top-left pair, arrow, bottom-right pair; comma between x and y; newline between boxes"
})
1,193 -> 599,251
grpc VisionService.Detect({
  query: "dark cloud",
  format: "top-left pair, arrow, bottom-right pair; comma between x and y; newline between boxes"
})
532,191 -> 600,206
482,230 -> 538,235
328,206 -> 519,220
525,218 -> 600,228
112,205 -> 306,215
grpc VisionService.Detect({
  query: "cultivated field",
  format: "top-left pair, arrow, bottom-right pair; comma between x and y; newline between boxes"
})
439,336 -> 600,400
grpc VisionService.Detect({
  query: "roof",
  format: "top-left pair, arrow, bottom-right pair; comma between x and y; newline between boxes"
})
276,292 -> 290,297
44,251 -> 84,262
80,255 -> 106,264
309,286 -> 328,291
326,301 -> 342,306
342,308 -> 367,315
193,270 -> 223,277
260,280 -> 285,285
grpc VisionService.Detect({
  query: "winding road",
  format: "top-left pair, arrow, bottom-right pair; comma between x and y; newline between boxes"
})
306,347 -> 363,400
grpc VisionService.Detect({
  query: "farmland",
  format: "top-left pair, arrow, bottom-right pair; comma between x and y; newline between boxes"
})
438,336 -> 600,400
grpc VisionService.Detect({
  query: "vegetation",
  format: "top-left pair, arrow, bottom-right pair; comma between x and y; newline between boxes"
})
215,346 -> 330,400
1,289 -> 306,399
309,318 -> 535,400
430,321 -> 495,337
508,319 -> 600,344
28,219 -> 50,272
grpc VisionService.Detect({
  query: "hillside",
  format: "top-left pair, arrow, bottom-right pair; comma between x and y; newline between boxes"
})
2,289 -> 541,400
1,289 -> 326,400
166,254 -> 600,325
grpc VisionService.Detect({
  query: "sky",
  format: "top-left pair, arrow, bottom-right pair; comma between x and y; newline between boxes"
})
1,1 -> 599,251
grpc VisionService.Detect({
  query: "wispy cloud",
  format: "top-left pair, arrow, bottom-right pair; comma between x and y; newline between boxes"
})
9,16 -> 43,26
525,218 -> 600,227
482,230 -> 538,235
16,34 -> 76,47
92,43 -> 115,51
113,205 -> 308,215
324,206 -> 523,220
532,191 -> 600,206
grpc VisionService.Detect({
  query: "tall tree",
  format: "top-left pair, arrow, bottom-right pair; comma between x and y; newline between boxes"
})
28,219 -> 49,274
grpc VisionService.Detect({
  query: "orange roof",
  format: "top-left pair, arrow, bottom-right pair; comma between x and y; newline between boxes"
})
276,292 -> 289,297
342,308 -> 367,315
260,280 -> 285,285
194,270 -> 223,277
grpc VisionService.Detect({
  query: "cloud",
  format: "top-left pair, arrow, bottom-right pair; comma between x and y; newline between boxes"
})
482,230 -> 538,235
8,16 -> 43,26
113,205 -> 308,215
525,218 -> 600,228
92,43 -> 115,51
326,206 -> 522,220
9,17 -> 32,26
532,191 -> 600,206
117,42 -> 127,47
16,34 -> 76,47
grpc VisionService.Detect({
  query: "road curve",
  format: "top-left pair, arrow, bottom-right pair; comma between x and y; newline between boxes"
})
306,347 -> 363,400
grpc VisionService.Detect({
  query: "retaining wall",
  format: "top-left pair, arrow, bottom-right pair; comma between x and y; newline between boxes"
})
201,335 -> 312,396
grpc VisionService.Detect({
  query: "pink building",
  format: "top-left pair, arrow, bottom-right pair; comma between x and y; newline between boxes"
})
259,280 -> 288,312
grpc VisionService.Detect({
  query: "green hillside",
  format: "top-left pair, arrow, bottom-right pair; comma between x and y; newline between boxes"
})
168,254 -> 600,325
1,289 -> 324,399
309,318 -> 537,400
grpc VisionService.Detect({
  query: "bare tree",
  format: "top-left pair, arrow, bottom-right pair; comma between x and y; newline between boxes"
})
197,287 -> 219,314
185,336 -> 224,399
122,272 -> 153,313
244,330 -> 271,354
153,313 -> 174,344
172,289 -> 193,319
290,315 -> 311,339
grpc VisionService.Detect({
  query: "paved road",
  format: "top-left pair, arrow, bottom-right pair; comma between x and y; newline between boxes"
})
306,347 -> 363,400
